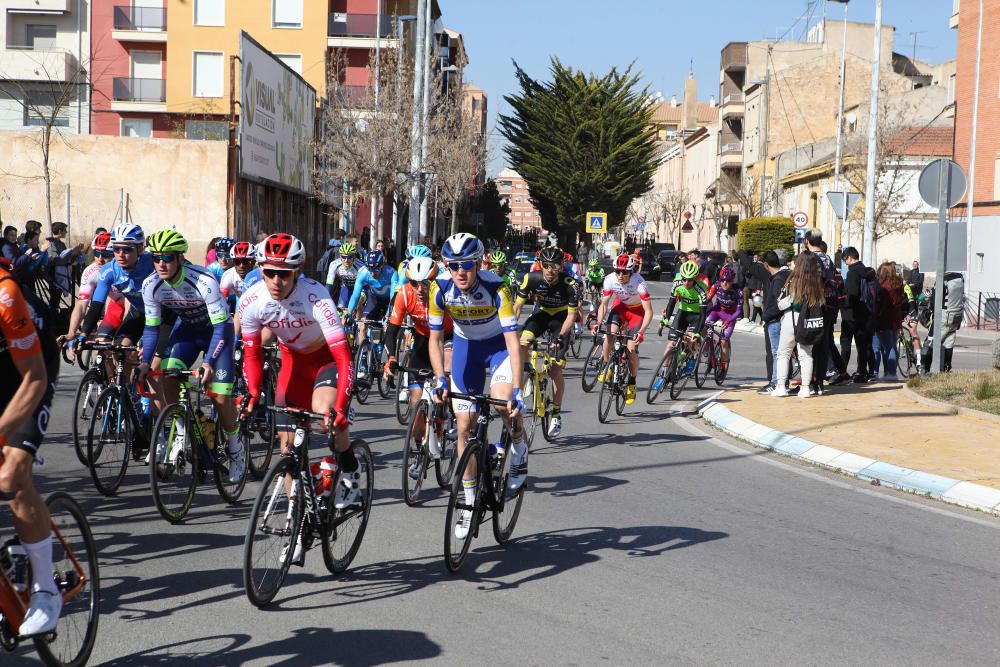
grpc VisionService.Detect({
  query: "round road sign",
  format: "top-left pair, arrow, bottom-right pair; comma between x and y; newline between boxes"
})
793,211 -> 808,228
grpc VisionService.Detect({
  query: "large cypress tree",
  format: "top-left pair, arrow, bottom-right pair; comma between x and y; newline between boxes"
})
499,58 -> 659,247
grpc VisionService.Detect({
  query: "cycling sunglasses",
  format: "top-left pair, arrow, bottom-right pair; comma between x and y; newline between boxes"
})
112,245 -> 137,255
541,262 -> 561,271
447,260 -> 477,272
614,269 -> 631,275
233,258 -> 254,266
262,267 -> 294,279
151,253 -> 178,264
93,250 -> 113,259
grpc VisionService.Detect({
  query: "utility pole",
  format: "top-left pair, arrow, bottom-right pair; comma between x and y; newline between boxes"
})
758,45 -> 772,217
965,0 -> 984,283
418,0 -> 433,238
370,0 -> 382,242
407,0 -> 427,246
861,0 -> 882,264
830,0 -> 849,246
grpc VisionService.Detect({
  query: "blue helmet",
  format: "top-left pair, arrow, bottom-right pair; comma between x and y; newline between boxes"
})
365,250 -> 385,269
111,223 -> 144,246
215,236 -> 236,259
441,233 -> 484,262
407,244 -> 432,259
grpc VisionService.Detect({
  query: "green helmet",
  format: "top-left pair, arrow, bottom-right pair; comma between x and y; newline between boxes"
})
488,250 -> 507,266
146,228 -> 188,253
679,260 -> 700,280
588,257 -> 599,267
340,242 -> 357,257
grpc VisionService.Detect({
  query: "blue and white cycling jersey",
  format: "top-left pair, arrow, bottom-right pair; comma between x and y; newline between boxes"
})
243,267 -> 262,291
207,260 -> 225,284
347,265 -> 398,313
428,270 -> 518,341
91,252 -> 156,312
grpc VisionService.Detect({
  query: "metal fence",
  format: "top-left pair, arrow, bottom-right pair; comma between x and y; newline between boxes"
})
966,291 -> 1000,330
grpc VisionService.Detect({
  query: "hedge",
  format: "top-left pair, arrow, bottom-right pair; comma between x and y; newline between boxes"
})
736,217 -> 795,256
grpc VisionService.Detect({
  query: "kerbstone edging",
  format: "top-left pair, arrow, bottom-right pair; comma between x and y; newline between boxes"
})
697,395 -> 1000,516
900,383 -> 1000,427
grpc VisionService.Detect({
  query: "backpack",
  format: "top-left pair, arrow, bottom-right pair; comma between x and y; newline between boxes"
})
858,273 -> 878,314
793,301 -> 826,345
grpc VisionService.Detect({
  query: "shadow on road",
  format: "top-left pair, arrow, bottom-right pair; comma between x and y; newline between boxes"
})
98,628 -> 441,666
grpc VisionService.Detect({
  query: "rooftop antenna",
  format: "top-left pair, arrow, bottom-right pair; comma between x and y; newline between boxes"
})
689,58 -> 693,76
908,30 -> 927,61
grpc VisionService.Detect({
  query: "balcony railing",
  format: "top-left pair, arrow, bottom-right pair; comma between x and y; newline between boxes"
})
113,6 -> 167,32
722,92 -> 744,105
113,77 -> 165,103
328,14 -> 393,38
721,142 -> 743,154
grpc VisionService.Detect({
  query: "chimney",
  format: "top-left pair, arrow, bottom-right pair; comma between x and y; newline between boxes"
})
682,73 -> 697,130
670,95 -> 678,108
709,95 -> 716,107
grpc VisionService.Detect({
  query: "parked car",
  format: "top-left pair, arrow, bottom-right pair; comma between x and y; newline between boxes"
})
636,249 -> 661,281
656,250 -> 686,277
649,242 -> 676,256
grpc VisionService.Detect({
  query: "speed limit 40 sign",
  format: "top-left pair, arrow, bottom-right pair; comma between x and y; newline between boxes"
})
792,211 -> 808,228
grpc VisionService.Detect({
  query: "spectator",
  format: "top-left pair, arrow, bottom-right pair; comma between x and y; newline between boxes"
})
907,260 -> 924,294
747,255 -> 765,323
316,237 -> 342,280
840,246 -> 873,382
759,250 -> 789,394
773,252 -> 825,398
803,231 -> 844,394
921,272 -> 965,372
19,230 -> 48,277
45,221 -> 83,310
18,219 -> 41,246
255,231 -> 268,244
1,225 -> 20,265
871,261 -> 904,381
205,237 -> 220,266
385,237 -> 397,265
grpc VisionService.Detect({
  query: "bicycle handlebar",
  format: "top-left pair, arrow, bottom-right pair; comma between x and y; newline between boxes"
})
448,392 -> 514,409
266,405 -> 344,423
395,366 -> 434,380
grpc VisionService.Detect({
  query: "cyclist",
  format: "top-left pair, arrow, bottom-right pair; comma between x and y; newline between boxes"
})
585,258 -> 605,303
135,229 -> 245,483
58,231 -> 126,354
594,254 -> 653,404
238,234 -> 357,563
662,260 -> 709,360
514,246 -> 578,437
325,242 -> 365,311
0,261 -> 61,635
219,241 -> 255,309
207,236 -> 234,283
384,256 -> 454,477
346,250 -> 398,375
392,244 -> 433,294
704,266 -> 743,370
428,232 -> 525,540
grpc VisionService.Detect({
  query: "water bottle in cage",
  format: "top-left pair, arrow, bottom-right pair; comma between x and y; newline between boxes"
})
310,455 -> 338,498
1,538 -> 30,593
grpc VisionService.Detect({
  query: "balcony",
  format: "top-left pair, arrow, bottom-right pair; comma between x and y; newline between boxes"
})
5,0 -> 71,13
329,84 -> 374,109
0,47 -> 74,81
950,0 -> 959,28
112,6 -> 167,42
721,42 -> 747,72
720,91 -> 744,120
328,14 -> 398,48
720,141 -> 743,168
111,76 -> 166,112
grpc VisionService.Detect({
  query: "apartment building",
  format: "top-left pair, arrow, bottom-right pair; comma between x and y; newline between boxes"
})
497,167 -> 542,232
0,0 -> 90,133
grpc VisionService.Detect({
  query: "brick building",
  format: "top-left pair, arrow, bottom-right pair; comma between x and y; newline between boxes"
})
497,167 -> 541,232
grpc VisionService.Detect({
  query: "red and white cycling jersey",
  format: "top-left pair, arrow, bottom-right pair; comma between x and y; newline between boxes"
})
602,272 -> 650,310
78,261 -> 123,303
219,266 -> 246,300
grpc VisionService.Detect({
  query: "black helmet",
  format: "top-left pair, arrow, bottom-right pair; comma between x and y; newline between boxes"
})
539,246 -> 563,264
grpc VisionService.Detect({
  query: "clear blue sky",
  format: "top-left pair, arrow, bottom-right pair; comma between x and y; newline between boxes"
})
442,0 -> 957,175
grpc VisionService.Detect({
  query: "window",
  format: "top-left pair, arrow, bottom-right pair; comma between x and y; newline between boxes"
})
23,90 -> 70,127
272,0 -> 303,28
193,51 -> 224,97
185,120 -> 228,140
976,253 -> 985,273
26,24 -> 57,49
275,54 -> 302,75
515,183 -> 522,189
194,0 -> 224,26
515,197 -> 521,203
121,118 -> 153,137
514,212 -> 521,217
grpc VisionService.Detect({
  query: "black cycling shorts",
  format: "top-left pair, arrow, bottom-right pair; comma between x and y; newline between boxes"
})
668,310 -> 701,342
0,379 -> 56,458
520,311 -> 570,364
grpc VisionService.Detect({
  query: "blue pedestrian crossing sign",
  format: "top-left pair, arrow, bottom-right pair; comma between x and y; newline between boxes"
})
586,212 -> 607,234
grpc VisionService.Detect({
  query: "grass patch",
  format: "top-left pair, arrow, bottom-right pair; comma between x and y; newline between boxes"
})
908,370 -> 1000,416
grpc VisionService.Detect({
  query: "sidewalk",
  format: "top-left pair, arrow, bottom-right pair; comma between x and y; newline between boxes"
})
699,381 -> 1000,515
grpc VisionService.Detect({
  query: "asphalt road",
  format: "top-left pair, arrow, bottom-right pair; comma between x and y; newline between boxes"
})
9,280 -> 1000,666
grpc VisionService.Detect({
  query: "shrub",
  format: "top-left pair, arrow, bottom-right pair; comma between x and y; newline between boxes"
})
736,217 -> 795,256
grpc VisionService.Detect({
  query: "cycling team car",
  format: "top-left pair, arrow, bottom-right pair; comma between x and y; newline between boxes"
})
594,253 -> 654,404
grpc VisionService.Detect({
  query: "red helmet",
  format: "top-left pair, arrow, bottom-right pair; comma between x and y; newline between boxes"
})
231,241 -> 253,260
255,233 -> 305,268
92,232 -> 111,251
614,254 -> 636,271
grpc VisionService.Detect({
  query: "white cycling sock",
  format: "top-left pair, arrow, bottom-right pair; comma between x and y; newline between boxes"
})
462,478 -> 477,505
511,438 -> 528,460
22,534 -> 58,595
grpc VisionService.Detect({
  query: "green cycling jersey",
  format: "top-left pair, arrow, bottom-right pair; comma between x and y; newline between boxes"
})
585,267 -> 604,285
668,279 -> 708,315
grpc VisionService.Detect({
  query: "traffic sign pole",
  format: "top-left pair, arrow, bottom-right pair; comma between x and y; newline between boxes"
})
932,162 -> 950,374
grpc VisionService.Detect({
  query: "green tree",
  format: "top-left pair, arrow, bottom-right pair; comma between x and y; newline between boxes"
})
499,58 -> 659,247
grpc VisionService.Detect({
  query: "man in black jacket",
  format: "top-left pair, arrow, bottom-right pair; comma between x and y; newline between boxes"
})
840,246 -> 872,381
760,250 -> 789,393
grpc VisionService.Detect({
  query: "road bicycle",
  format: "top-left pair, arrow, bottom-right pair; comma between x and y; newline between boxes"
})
85,345 -> 152,496
71,340 -> 119,467
647,326 -> 700,404
146,368 -> 249,523
567,318 -> 584,358
60,337 -> 92,373
443,392 -> 524,573
243,406 -> 373,607
392,320 -> 416,426
695,322 -> 731,388
897,323 -> 919,378
523,334 -> 561,444
399,367 -> 458,506
234,340 -> 279,478
580,328 -> 606,393
0,491 -> 99,666
353,318 -> 390,404
597,326 -> 633,423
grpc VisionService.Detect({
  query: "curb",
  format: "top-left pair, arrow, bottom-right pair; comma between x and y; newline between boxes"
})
697,394 -> 1000,516
901,384 -> 1000,427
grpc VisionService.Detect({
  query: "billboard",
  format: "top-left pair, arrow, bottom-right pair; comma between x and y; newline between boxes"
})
239,31 -> 316,195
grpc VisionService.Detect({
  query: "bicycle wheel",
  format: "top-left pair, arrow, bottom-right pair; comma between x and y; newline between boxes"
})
72,369 -> 104,467
714,339 -> 730,385
354,342 -> 372,404
493,430 -> 524,545
444,442 -> 481,572
522,372 -> 540,447
897,336 -> 914,378
646,351 -> 672,404
243,456 -> 302,607
402,401 -> 430,506
581,341 -> 603,393
597,365 -> 615,423
149,403 -> 198,523
376,347 -> 392,400
669,350 -> 691,400
247,369 -> 277,479
86,386 -> 131,497
435,409 -> 458,489
33,493 -> 100,667
321,441 -> 374,574
540,378 -> 556,443
694,337 -> 712,389
394,355 -> 413,426
214,424 -> 249,504
569,328 -> 583,358
614,365 -> 627,416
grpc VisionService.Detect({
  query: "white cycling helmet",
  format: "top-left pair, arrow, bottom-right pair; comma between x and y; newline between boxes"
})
111,223 -> 145,246
405,256 -> 438,282
440,232 -> 484,262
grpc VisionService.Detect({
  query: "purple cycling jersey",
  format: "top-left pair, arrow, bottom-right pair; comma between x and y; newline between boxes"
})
708,283 -> 743,318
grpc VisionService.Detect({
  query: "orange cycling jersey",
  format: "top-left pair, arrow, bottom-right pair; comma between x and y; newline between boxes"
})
0,268 -> 42,361
389,282 -> 453,338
